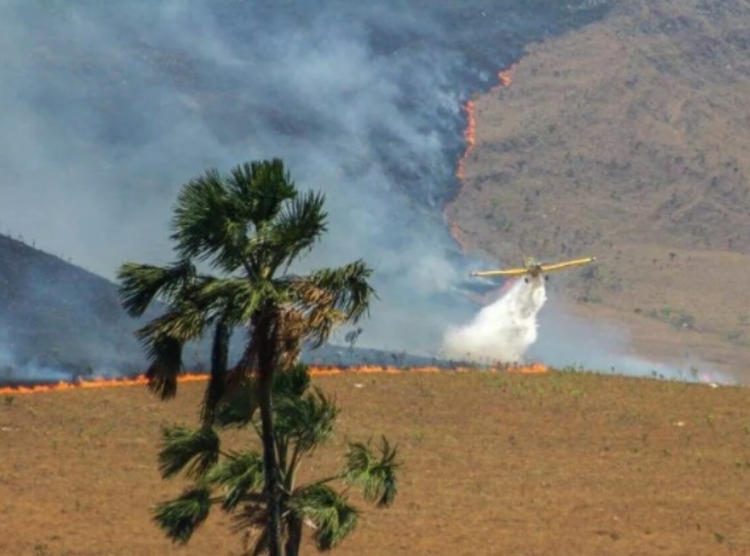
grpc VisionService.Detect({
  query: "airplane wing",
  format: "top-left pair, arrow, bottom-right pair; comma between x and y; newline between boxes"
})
539,256 -> 596,273
470,267 -> 528,278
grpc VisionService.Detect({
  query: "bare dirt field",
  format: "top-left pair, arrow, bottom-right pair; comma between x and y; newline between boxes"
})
2,370 -> 750,555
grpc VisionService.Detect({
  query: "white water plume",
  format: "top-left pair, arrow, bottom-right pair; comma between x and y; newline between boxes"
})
442,276 -> 546,363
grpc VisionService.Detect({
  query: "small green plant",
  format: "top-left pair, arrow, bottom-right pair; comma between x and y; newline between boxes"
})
704,412 -> 715,428
410,428 -> 425,447
533,383 -> 548,400
3,395 -> 14,407
511,382 -> 527,398
482,372 -> 507,391
569,387 -> 586,399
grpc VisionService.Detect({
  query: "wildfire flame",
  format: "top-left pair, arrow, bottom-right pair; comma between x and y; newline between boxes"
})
0,363 -> 548,395
495,65 -> 515,89
455,99 -> 476,182
448,64 -> 515,248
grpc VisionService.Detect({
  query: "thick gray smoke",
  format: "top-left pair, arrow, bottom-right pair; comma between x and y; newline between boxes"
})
11,0 -> 708,384
0,0 -> 612,356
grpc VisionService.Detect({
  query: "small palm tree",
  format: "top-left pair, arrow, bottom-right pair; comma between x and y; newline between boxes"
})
117,159 -> 375,556
152,363 -> 399,556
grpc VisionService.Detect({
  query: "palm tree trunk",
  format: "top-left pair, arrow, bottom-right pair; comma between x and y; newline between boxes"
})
254,309 -> 284,556
259,369 -> 284,556
284,514 -> 303,556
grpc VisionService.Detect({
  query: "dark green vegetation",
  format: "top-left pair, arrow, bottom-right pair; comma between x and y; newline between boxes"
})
154,363 -> 398,555
117,159 -> 386,555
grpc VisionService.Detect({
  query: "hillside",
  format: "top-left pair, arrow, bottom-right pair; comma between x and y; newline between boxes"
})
2,371 -> 749,554
446,0 -> 750,379
0,234 -> 146,379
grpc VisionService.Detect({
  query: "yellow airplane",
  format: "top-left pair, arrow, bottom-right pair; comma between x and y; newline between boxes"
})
470,255 -> 596,282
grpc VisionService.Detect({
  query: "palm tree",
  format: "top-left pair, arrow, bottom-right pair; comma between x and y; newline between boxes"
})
117,159 -> 375,556
152,363 -> 399,555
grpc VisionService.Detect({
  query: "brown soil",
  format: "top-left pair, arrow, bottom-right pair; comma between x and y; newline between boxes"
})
2,371 -> 750,555
446,0 -> 750,380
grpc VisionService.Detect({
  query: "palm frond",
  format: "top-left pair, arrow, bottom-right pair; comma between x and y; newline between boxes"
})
274,386 -> 339,455
290,484 -> 359,550
196,277 -> 276,326
117,260 -> 196,317
227,159 -> 297,228
231,504 -> 268,556
136,302 -> 210,345
170,168 -> 248,272
289,260 -> 375,348
272,361 -> 311,400
213,373 -> 259,428
266,189 -> 328,271
343,436 -> 399,507
201,319 -> 231,424
158,425 -> 220,480
152,486 -> 212,544
135,303 -> 212,400
140,333 -> 183,399
206,451 -> 265,511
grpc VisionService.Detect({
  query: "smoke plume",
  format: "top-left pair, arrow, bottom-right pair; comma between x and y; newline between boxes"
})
0,0 -> 613,362
443,276 -> 546,363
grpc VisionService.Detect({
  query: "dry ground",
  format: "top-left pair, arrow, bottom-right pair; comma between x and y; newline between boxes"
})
2,371 -> 750,555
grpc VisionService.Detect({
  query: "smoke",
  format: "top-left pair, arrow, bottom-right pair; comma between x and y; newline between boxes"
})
0,1 -> 724,385
443,276 -> 546,363
0,0 -> 615,365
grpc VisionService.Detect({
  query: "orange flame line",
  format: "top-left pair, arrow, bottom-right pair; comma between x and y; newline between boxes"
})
447,64 -> 516,251
0,362 -> 548,395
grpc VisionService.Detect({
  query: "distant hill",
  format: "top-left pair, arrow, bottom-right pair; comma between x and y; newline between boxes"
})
0,234 -> 147,380
446,0 -> 750,379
